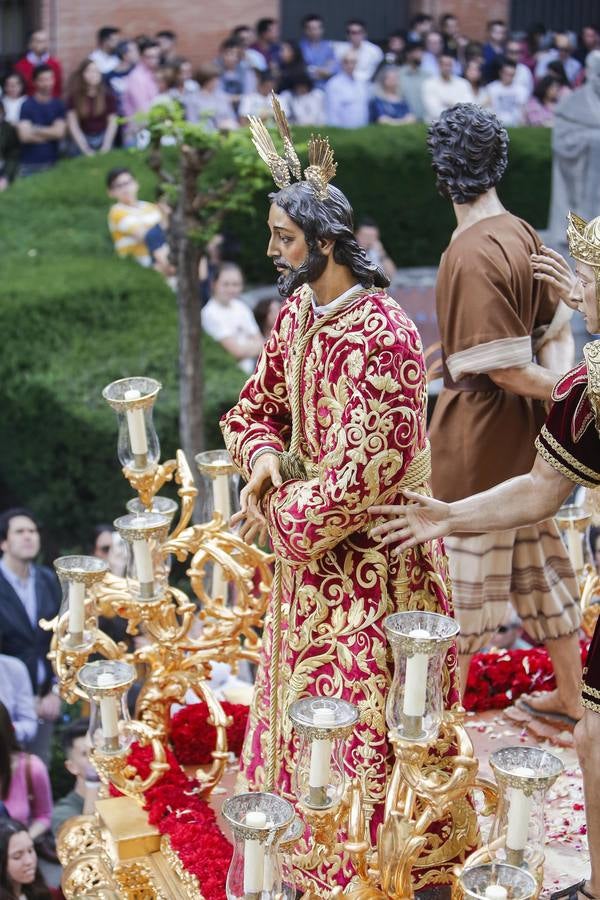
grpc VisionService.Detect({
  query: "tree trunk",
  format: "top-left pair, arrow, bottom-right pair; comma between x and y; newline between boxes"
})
175,151 -> 204,466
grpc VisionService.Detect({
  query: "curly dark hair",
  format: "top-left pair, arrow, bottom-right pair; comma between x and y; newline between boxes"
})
269,182 -> 390,290
427,103 -> 509,204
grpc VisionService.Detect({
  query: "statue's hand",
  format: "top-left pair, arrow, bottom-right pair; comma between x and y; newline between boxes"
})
531,245 -> 582,310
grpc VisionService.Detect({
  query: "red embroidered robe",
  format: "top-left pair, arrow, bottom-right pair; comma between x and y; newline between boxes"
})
221,286 -> 459,893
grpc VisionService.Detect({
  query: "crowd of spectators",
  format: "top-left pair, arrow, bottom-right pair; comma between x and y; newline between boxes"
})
1,15 -> 600,191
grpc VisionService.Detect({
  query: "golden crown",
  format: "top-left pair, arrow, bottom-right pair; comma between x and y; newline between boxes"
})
248,92 -> 337,200
567,211 -> 600,268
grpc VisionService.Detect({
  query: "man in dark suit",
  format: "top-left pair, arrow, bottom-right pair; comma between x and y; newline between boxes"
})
0,507 -> 61,763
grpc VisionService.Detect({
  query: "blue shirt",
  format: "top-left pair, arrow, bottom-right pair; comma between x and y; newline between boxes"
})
19,96 -> 66,165
299,38 -> 337,86
369,96 -> 410,123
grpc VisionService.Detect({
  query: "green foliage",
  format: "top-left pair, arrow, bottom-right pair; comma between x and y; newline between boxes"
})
0,152 -> 246,551
229,124 -> 552,281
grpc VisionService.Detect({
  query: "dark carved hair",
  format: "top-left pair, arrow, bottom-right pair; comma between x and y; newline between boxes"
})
427,103 -> 509,205
269,182 -> 390,289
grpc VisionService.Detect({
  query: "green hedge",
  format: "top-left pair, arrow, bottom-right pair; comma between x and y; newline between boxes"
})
0,152 -> 245,550
231,124 -> 552,281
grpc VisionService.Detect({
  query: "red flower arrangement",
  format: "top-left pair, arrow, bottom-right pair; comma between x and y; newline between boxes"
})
463,643 -> 588,712
170,701 -> 249,765
112,743 -> 233,899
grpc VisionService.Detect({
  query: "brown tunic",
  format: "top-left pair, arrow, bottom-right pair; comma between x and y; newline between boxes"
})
430,212 -> 558,502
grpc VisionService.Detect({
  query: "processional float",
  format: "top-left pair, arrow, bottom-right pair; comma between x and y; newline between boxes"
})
51,376 -> 566,900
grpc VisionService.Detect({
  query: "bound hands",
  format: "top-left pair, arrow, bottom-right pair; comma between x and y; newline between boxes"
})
531,245 -> 582,309
369,490 -> 453,552
230,452 -> 282,545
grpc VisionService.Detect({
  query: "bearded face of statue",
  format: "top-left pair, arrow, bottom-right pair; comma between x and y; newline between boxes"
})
586,51 -> 600,98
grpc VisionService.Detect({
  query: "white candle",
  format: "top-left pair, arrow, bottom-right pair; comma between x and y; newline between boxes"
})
124,389 -> 148,456
567,524 -> 584,571
485,886 -> 508,900
244,810 -> 266,894
403,629 -> 430,717
309,707 -> 336,789
506,766 -> 535,851
213,473 -> 231,520
133,538 -> 154,584
68,580 -> 85,635
211,563 -> 227,601
97,673 -> 119,742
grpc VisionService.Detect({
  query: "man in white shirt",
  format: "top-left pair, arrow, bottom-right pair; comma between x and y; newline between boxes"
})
334,19 -> 383,83
536,32 -> 582,85
201,263 -> 264,374
504,39 -> 534,95
423,53 -> 472,122
487,59 -> 529,126
89,26 -> 121,75
325,51 -> 369,128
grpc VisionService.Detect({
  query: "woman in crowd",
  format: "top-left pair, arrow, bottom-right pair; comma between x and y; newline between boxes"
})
1,74 -> 26,126
277,40 -> 308,92
369,67 -> 415,125
0,703 -> 52,844
253,296 -> 282,340
201,262 -> 264,373
0,819 -> 52,900
66,58 -> 118,156
463,58 -> 490,106
524,75 -> 561,126
279,74 -> 325,125
185,65 -> 237,130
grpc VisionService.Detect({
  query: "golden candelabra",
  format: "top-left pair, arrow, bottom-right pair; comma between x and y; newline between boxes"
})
51,378 -> 563,900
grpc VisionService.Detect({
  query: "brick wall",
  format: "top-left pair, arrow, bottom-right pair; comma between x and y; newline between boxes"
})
412,0 -> 510,42
43,0 -> 277,83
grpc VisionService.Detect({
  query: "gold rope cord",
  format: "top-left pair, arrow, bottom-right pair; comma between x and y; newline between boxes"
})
264,285 -> 378,792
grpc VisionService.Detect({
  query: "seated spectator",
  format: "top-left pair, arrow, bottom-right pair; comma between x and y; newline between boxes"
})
13,30 -> 62,97
88,26 -> 120,75
201,263 -> 264,374
325,51 -> 369,128
370,68 -> 414,125
536,32 -> 582,85
575,24 -> 600,64
0,102 -> 20,191
0,703 -> 52,843
546,59 -> 573,98
216,39 -> 255,109
278,40 -> 308,93
1,73 -> 26,125
482,19 -> 507,82
524,75 -> 561,126
106,167 -> 173,276
104,40 -> 140,115
0,654 -> 37,744
151,65 -> 181,108
335,19 -> 383,82
487,58 -> 529,126
355,217 -> 397,281
51,720 -> 100,836
185,65 -> 237,131
238,71 -> 277,126
503,37 -> 534,95
375,31 -> 407,76
253,296 -> 282,339
122,39 -> 161,144
299,13 -> 337,87
17,65 -> 66,177
251,17 -> 281,72
66,59 -> 117,156
279,74 -> 325,125
397,40 -> 427,121
231,25 -> 268,73
521,22 -> 547,73
421,30 -> 461,77
463,58 -> 490,106
156,30 -> 178,65
0,819 -> 52,900
422,53 -> 472,122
